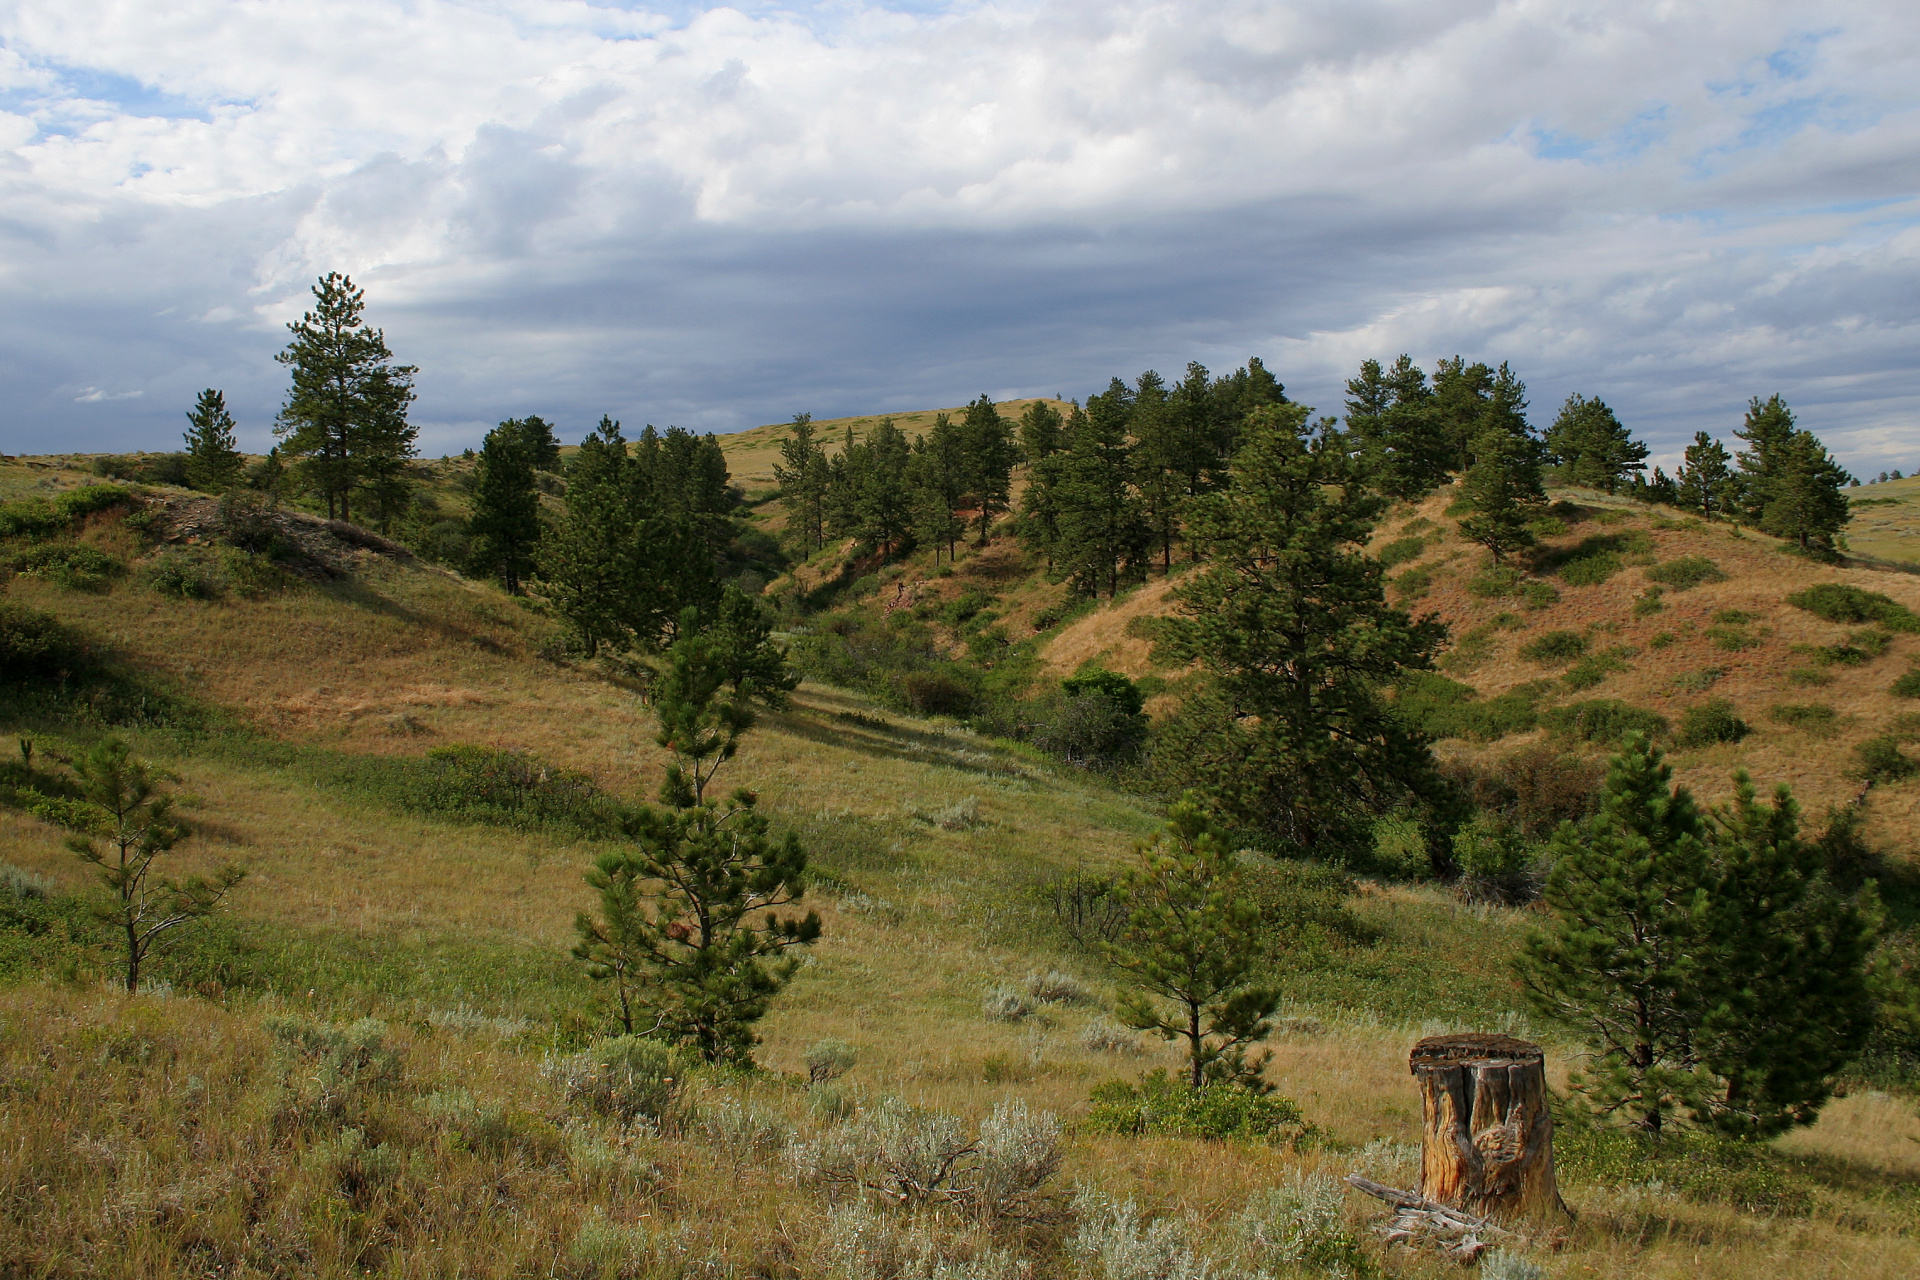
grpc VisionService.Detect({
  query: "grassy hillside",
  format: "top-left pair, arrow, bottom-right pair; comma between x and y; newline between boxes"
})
4,451 -> 1920,1277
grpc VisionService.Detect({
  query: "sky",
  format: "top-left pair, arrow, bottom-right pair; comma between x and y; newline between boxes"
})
1,1 -> 1917,472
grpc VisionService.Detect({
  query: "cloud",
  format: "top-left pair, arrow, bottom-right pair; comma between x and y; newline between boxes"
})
72,387 -> 144,402
0,1 -> 1916,471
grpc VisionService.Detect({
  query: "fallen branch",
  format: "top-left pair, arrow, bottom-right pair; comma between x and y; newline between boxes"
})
1344,1174 -> 1523,1262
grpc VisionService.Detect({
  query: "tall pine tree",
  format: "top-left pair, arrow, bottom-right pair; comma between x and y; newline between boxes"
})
1733,393 -> 1799,523
468,420 -> 542,594
1345,355 -> 1451,499
274,272 -> 417,524
909,413 -> 970,562
1545,393 -> 1648,494
1052,392 -> 1149,598
536,418 -> 641,656
1456,426 -> 1546,564
774,413 -> 831,556
1674,432 -> 1736,520
1155,404 -> 1446,859
1761,428 -> 1851,552
182,389 -> 245,494
959,395 -> 1019,545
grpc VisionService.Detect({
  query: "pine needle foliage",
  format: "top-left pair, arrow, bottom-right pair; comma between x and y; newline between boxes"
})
1155,403 -> 1446,859
1100,798 -> 1281,1090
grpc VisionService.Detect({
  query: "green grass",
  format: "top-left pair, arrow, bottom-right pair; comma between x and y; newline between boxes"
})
1543,699 -> 1669,744
1787,583 -> 1920,632
1644,555 -> 1728,590
1519,629 -> 1588,664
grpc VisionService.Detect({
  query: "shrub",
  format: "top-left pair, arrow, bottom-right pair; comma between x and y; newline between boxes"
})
1769,703 -> 1839,735
1562,646 -> 1633,691
1452,813 -> 1539,904
1441,744 -> 1603,839
1633,586 -> 1666,616
1671,667 -> 1724,694
1706,623 -> 1760,652
1520,579 -> 1560,610
1789,667 -> 1835,687
0,603 -> 92,681
1395,672 -> 1541,741
1070,1193 -> 1207,1280
898,669 -> 975,716
1081,1018 -> 1144,1056
1543,699 -> 1669,743
1559,552 -> 1622,586
143,552 -> 221,600
0,484 -> 132,538
1854,737 -> 1918,784
1893,668 -> 1920,698
1375,536 -> 1427,568
1086,1071 -> 1313,1145
266,1017 -> 404,1125
411,744 -> 621,834
1648,630 -> 1676,650
804,1038 -> 858,1084
1787,583 -> 1920,631
982,986 -> 1034,1022
1235,1171 -> 1370,1276
8,543 -> 125,591
1519,630 -> 1588,664
791,1097 -> 1062,1220
1024,969 -> 1094,1005
544,1036 -> 688,1123
1467,564 -> 1525,599
1481,1251 -> 1547,1280
1675,698 -> 1750,748
1644,556 -> 1727,590
1390,565 -> 1432,600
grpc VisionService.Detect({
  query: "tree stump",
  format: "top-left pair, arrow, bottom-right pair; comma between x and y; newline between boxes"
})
1410,1033 -> 1570,1225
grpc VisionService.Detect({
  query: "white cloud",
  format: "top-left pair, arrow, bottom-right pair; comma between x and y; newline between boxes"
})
0,1 -> 1915,468
72,386 -> 143,402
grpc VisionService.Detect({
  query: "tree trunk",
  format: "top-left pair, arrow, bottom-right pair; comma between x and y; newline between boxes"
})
1411,1033 -> 1570,1225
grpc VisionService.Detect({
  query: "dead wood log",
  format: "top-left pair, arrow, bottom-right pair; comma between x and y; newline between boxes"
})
1343,1174 -> 1515,1262
1409,1033 -> 1571,1226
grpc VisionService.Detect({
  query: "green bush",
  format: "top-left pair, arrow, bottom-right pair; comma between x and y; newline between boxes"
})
898,668 -> 976,716
1644,556 -> 1727,590
1375,536 -> 1428,568
1892,668 -> 1920,698
1855,737 -> 1918,784
1390,565 -> 1432,600
1543,699 -> 1669,744
1786,583 -> 1920,632
1632,586 -> 1666,616
1562,646 -> 1634,691
1520,580 -> 1560,610
1768,703 -> 1838,734
1452,813 -> 1539,904
1555,1120 -> 1812,1214
412,745 -> 622,834
8,543 -> 126,591
544,1036 -> 689,1123
1559,553 -> 1622,586
1706,624 -> 1760,652
144,551 -> 221,600
1394,673 -> 1541,741
1086,1071 -> 1313,1145
1467,564 -> 1525,599
0,603 -> 93,682
1519,630 -> 1588,664
1675,698 -> 1750,748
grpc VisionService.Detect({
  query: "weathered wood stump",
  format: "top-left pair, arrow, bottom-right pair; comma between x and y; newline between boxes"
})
1410,1033 -> 1570,1225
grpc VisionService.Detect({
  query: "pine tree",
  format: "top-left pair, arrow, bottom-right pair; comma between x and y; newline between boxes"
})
1733,393 -> 1799,523
468,420 -> 542,594
774,413 -> 831,556
1156,404 -> 1446,859
1522,737 -> 1880,1137
1130,370 -> 1187,571
909,413 -> 970,562
58,739 -> 246,993
506,415 -> 563,471
1209,356 -> 1286,457
574,627 -> 821,1060
536,417 -> 639,656
1018,399 -> 1065,462
959,394 -> 1019,545
1345,355 -> 1451,499
1674,432 -> 1735,520
1546,393 -> 1648,494
1519,736 -> 1717,1134
830,418 -> 915,558
1761,429 -> 1852,551
273,272 -> 417,524
708,584 -> 800,708
182,388 -> 244,494
1102,797 -> 1282,1090
1697,775 -> 1877,1136
1456,426 -> 1546,564
1051,394 -> 1149,598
